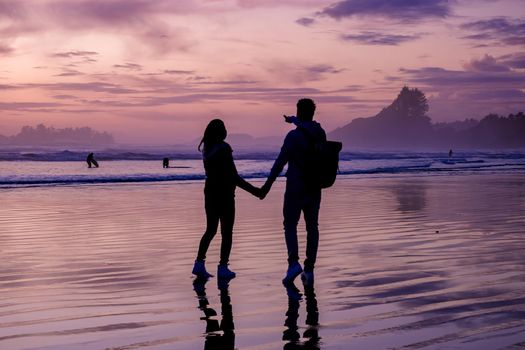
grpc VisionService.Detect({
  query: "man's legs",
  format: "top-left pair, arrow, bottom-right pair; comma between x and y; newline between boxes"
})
303,191 -> 321,273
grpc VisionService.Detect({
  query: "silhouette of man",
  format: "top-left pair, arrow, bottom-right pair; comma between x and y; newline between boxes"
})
261,98 -> 326,285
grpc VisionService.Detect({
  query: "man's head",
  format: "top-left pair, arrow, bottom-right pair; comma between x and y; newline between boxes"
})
296,98 -> 316,121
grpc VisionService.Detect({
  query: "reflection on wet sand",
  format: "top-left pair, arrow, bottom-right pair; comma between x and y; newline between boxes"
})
283,281 -> 320,350
391,181 -> 427,213
193,278 -> 235,350
1,175 -> 524,349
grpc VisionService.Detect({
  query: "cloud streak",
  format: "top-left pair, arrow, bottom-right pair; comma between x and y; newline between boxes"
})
114,63 -> 143,71
463,54 -> 510,72
341,31 -> 421,45
51,50 -> 98,58
397,62 -> 525,119
320,0 -> 451,22
1,1 -> 198,56
296,17 -> 315,27
499,52 -> 525,69
461,17 -> 525,46
0,43 -> 14,55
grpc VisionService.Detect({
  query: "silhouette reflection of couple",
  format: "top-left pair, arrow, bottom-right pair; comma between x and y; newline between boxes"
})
193,278 -> 320,350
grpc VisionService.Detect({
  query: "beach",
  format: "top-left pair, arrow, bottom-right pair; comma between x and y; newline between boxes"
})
1,173 -> 525,349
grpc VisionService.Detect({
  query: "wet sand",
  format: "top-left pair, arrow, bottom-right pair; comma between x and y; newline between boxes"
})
1,174 -> 524,349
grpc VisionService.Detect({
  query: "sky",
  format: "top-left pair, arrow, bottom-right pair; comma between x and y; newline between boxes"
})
1,0 -> 524,144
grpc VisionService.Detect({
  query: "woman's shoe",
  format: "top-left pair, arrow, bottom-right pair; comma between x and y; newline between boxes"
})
192,260 -> 213,278
282,262 -> 303,284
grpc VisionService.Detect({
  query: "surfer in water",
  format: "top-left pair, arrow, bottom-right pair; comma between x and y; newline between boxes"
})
86,153 -> 99,168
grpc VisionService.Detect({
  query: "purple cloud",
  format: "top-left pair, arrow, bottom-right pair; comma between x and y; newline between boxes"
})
51,50 -> 98,58
237,0 -> 326,8
54,69 -> 84,77
341,31 -> 421,45
499,52 -> 525,69
0,101 -> 66,111
163,69 -> 195,75
48,1 -> 158,27
461,17 -> 525,46
0,84 -> 18,90
192,80 -> 259,85
114,63 -> 143,71
0,1 -> 25,20
305,64 -> 344,74
16,1 -> 197,55
463,54 -> 510,72
320,0 -> 451,22
53,94 -> 77,100
0,43 -> 14,55
140,88 -> 356,106
296,17 -> 315,27
460,89 -> 525,101
32,82 -> 140,94
396,65 -> 525,119
265,60 -> 347,83
399,66 -> 524,86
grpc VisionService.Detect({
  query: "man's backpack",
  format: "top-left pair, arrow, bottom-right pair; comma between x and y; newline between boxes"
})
298,127 -> 343,189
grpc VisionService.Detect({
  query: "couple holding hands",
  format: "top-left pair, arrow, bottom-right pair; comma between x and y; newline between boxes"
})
192,98 -> 326,286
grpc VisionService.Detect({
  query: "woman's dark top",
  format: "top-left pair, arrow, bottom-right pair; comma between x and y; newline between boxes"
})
202,141 -> 256,197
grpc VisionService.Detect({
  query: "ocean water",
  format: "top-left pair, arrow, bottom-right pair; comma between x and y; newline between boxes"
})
1,150 -> 524,188
1,149 -> 525,349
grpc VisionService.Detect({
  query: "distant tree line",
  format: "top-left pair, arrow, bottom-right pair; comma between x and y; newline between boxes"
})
329,87 -> 525,149
0,124 -> 114,146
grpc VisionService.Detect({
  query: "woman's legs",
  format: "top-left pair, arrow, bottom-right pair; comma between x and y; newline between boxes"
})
196,199 -> 220,262
219,197 -> 235,266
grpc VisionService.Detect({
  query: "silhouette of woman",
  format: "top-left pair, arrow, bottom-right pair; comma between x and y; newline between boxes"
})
192,119 -> 260,279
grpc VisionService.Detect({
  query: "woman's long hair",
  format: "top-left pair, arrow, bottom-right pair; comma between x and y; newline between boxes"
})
198,119 -> 227,152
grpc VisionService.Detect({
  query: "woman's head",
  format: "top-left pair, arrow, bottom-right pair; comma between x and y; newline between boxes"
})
199,118 -> 227,151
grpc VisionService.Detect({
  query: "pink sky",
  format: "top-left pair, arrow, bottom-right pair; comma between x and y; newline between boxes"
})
1,0 -> 524,144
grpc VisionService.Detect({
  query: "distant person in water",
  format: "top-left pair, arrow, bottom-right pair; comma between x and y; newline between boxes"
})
260,98 -> 326,286
192,119 -> 261,279
449,149 -> 453,158
86,153 -> 99,168
163,157 -> 170,168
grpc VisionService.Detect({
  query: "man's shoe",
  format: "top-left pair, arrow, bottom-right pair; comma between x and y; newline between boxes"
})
217,264 -> 236,279
192,260 -> 213,278
282,262 -> 303,284
301,271 -> 314,286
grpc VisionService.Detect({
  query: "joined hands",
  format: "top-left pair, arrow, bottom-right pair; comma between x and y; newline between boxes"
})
252,182 -> 271,200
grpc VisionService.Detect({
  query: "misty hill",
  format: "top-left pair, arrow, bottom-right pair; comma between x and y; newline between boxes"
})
0,124 -> 114,146
227,133 -> 282,150
329,87 -> 525,149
